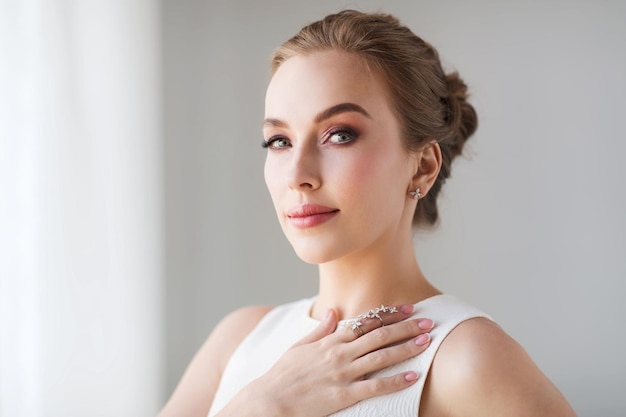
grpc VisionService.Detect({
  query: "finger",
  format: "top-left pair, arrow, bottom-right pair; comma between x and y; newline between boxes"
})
294,308 -> 338,346
347,371 -> 419,404
353,318 -> 434,357
352,331 -> 431,377
376,304 -> 415,326
341,304 -> 415,342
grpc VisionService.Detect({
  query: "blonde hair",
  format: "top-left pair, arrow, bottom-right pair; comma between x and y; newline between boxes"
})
272,10 -> 478,226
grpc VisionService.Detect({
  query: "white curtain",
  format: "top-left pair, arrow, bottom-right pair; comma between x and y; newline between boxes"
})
0,1 -> 164,416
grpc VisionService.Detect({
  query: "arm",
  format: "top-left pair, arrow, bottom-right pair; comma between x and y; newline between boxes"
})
158,305 -> 274,417
421,318 -> 577,417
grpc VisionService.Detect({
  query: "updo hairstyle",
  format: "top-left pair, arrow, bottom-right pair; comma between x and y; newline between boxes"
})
271,10 -> 478,226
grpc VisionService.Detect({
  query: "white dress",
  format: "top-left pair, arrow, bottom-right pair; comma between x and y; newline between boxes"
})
208,294 -> 490,417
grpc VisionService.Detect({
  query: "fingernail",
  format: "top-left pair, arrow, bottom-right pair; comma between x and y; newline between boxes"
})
404,371 -> 418,382
414,333 -> 431,346
418,318 -> 434,330
323,309 -> 331,320
400,304 -> 414,314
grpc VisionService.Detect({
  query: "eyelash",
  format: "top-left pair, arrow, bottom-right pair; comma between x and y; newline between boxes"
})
326,127 -> 358,144
261,136 -> 290,149
262,126 -> 359,150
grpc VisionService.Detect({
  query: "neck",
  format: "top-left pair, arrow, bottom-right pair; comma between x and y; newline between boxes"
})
311,234 -> 440,321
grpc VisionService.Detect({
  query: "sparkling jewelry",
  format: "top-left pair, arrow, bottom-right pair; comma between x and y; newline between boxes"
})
359,304 -> 399,323
346,304 -> 399,337
409,188 -> 423,200
351,322 -> 365,337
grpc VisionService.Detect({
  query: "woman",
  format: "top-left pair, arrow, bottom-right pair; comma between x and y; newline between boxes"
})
160,10 -> 576,417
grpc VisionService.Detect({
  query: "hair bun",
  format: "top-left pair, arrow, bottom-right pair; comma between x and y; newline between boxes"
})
416,71 -> 478,226
444,71 -> 478,159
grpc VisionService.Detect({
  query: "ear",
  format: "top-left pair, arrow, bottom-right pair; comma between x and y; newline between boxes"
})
410,142 -> 442,195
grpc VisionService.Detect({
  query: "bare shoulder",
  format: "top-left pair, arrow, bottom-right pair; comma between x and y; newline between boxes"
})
158,305 -> 274,417
421,317 -> 577,417
195,304 -> 275,381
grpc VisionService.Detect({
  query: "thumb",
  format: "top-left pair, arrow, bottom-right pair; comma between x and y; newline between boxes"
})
294,308 -> 338,346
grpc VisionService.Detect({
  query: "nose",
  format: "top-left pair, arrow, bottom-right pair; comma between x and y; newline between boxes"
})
287,144 -> 321,191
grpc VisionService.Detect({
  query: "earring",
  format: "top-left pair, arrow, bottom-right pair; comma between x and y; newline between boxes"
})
409,188 -> 423,200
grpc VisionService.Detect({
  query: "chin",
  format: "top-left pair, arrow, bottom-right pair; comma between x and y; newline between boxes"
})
289,239 -> 344,265
292,247 -> 333,265
283,226 -> 358,265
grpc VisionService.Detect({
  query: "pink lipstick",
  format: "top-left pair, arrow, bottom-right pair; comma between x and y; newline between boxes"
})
286,204 -> 339,229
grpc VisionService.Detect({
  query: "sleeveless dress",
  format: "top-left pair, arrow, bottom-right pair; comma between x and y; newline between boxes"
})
208,294 -> 490,417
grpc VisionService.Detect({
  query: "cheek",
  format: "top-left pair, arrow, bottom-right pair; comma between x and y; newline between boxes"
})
263,158 -> 282,206
339,151 -> 411,228
334,147 -> 407,195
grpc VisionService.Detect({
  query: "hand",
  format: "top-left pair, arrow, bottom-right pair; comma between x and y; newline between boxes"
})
219,304 -> 434,417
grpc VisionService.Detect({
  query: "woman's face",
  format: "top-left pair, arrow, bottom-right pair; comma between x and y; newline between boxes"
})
263,50 -> 417,264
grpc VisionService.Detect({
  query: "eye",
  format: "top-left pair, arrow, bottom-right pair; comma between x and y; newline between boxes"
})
327,128 -> 357,145
262,136 -> 291,150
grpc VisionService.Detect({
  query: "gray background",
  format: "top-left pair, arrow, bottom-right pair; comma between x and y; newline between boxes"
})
163,1 -> 626,416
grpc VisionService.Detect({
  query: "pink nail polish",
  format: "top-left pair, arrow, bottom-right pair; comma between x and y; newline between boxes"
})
415,333 -> 430,346
400,304 -> 414,314
404,371 -> 418,382
418,318 -> 433,330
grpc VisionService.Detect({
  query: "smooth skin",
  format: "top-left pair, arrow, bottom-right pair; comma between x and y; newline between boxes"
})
159,50 -> 576,417
159,305 -> 434,417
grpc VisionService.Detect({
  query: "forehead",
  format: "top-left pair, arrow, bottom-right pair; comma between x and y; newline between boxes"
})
264,50 -> 391,121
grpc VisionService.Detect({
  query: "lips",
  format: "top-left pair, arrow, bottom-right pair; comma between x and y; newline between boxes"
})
286,204 -> 339,228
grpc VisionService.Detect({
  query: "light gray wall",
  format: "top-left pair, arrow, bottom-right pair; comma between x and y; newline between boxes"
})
163,1 -> 626,415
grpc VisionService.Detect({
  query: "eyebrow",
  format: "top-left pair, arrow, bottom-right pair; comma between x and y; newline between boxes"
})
263,102 -> 372,128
